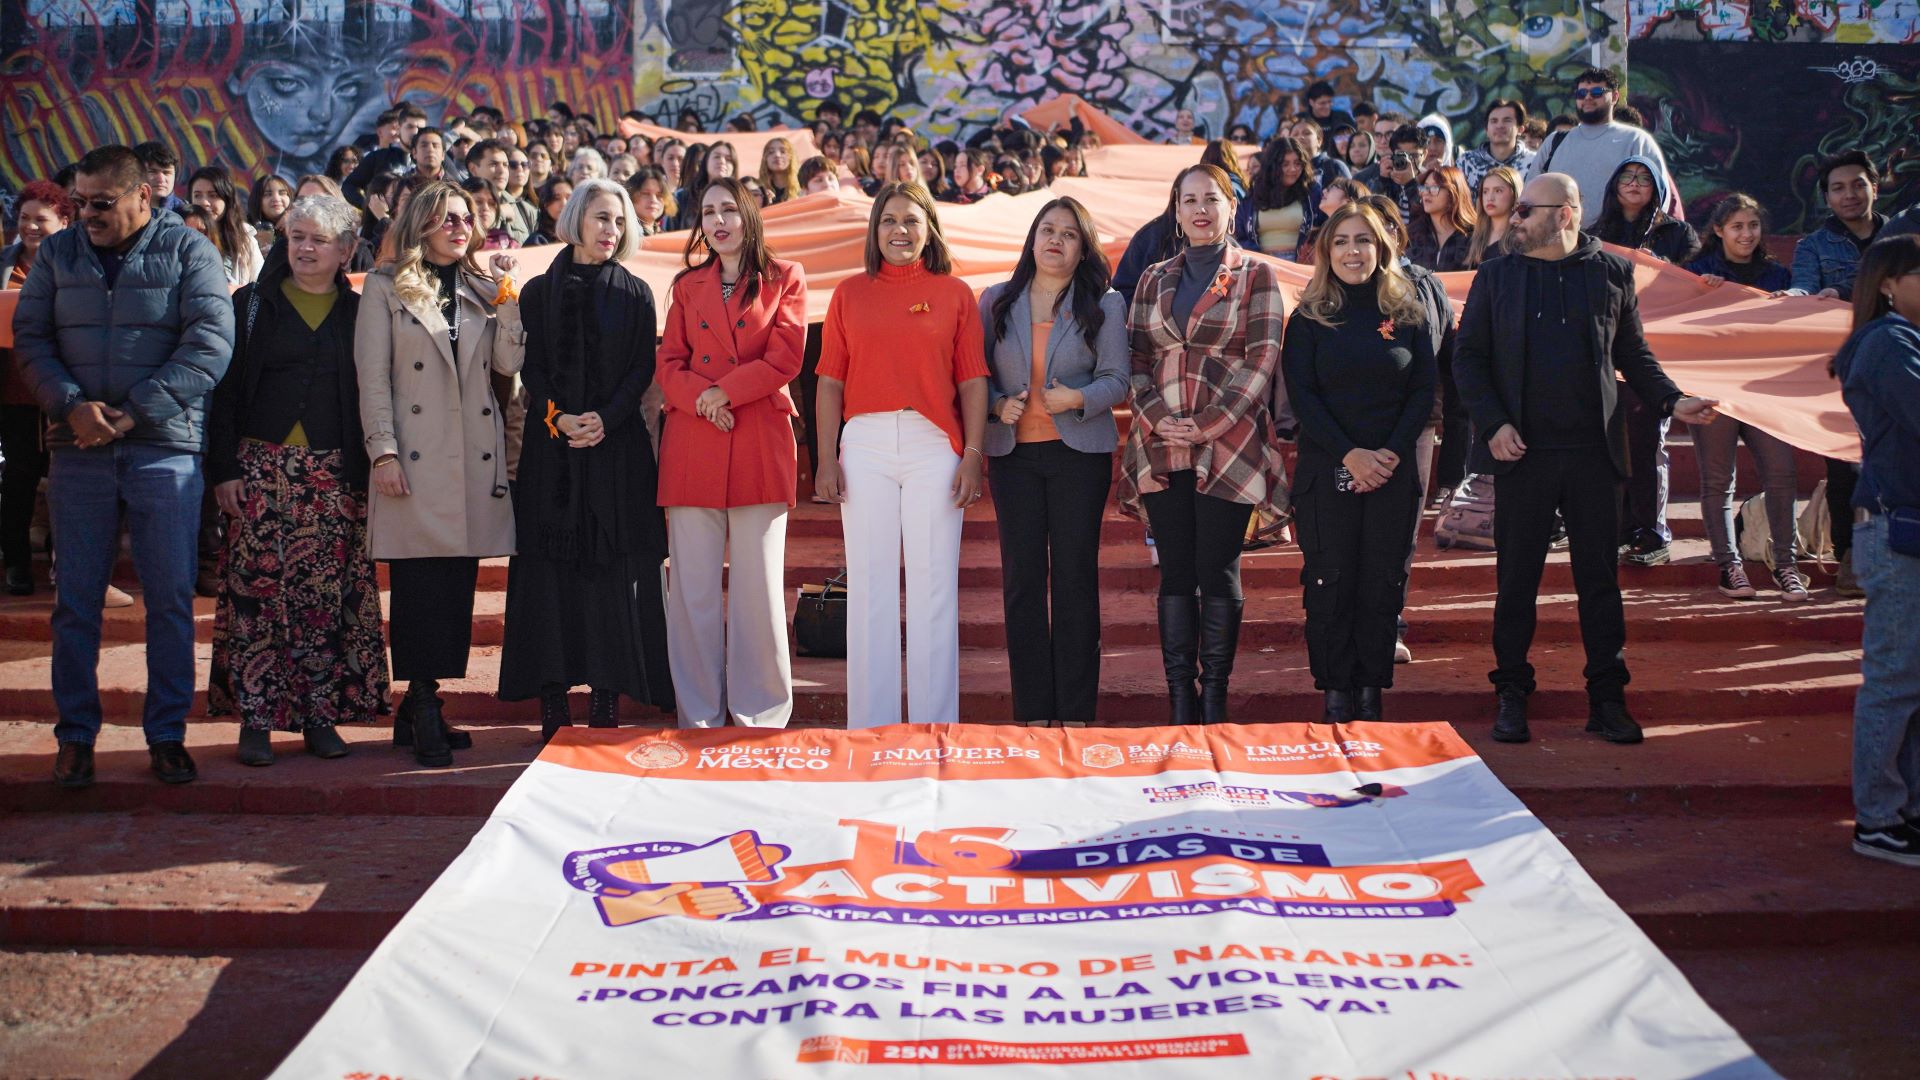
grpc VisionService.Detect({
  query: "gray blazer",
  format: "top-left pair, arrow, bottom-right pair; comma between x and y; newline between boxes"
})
978,282 -> 1130,457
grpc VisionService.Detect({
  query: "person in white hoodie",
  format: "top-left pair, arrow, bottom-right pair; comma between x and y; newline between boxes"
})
1416,112 -> 1455,169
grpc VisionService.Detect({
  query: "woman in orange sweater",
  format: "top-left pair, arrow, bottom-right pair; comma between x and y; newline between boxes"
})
815,182 -> 989,726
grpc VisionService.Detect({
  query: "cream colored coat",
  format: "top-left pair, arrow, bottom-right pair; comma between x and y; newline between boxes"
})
355,266 -> 526,560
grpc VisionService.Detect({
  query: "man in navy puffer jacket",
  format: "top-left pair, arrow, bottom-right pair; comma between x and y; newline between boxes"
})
12,144 -> 234,789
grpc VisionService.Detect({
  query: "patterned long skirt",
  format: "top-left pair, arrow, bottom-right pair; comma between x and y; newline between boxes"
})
208,440 -> 390,731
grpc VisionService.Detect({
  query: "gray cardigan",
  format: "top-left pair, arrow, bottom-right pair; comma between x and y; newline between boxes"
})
977,282 -> 1130,457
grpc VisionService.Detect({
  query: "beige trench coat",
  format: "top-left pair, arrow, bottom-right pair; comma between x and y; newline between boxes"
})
355,267 -> 526,560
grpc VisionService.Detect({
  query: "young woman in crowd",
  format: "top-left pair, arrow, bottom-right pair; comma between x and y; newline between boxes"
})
534,179 -> 573,242
814,182 -> 988,727
526,142 -> 555,193
607,154 -> 640,185
1687,193 -> 1792,291
248,174 -> 293,248
504,147 -> 535,206
460,178 -> 518,251
1407,165 -> 1476,271
1253,137 -> 1318,260
759,137 -> 800,204
655,138 -> 686,192
887,142 -> 923,188
1281,202 -> 1435,721
0,181 -> 68,596
862,144 -> 894,197
919,147 -> 951,199
944,149 -> 996,205
1595,157 -> 1699,264
1465,164 -> 1519,269
208,195 -> 387,765
324,146 -> 360,186
497,179 -> 674,739
819,130 -> 845,167
189,165 -> 264,284
979,198 -> 1129,725
1302,177 -> 1370,261
1344,129 -> 1377,175
1200,139 -> 1261,250
355,179 -> 523,768
1833,234 -> 1920,867
1119,164 -> 1289,724
625,166 -> 677,234
655,177 -> 807,729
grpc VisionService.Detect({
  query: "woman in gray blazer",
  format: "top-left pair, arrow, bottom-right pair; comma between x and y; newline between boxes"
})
979,197 -> 1130,725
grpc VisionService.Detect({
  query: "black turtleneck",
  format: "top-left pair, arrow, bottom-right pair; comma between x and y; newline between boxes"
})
1520,254 -> 1603,450
1280,277 -> 1436,462
429,258 -> 461,342
1172,241 -> 1227,329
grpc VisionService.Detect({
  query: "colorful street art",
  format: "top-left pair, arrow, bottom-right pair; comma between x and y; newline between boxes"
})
1627,0 -> 1919,44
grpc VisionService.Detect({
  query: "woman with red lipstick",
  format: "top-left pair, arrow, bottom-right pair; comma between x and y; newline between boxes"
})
355,180 -> 523,767
498,178 -> 677,742
657,177 -> 808,729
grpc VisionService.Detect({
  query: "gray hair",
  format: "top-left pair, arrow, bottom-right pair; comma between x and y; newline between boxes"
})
568,147 -> 608,180
556,179 -> 642,262
284,194 -> 361,243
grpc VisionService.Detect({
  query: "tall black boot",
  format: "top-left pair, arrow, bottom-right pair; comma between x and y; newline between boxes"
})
408,683 -> 453,768
589,688 -> 619,728
1355,687 -> 1383,721
1157,594 -> 1201,724
1197,596 -> 1244,724
394,680 -> 473,750
1323,689 -> 1357,722
540,684 -> 572,744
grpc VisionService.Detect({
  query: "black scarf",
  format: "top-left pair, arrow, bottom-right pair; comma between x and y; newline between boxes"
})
533,246 -> 627,565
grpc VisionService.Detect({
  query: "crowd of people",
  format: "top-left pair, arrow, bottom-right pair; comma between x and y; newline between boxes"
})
3,65 -> 1918,869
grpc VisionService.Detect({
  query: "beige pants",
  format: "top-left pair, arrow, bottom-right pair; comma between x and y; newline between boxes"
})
666,503 -> 793,728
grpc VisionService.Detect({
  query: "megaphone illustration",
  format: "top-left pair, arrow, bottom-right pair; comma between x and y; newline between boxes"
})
603,830 -> 784,887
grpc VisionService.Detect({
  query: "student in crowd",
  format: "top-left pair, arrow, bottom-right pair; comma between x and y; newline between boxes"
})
247,174 -> 293,248
15,145 -> 234,788
1118,165 -> 1288,724
814,182 -> 988,727
1359,127 -> 1424,224
656,178 -> 807,729
1526,67 -> 1674,228
408,128 -> 451,183
134,141 -> 188,214
1832,235 -> 1920,868
355,180 -> 523,768
607,154 -> 640,184
1452,173 -> 1719,746
0,181 -> 68,596
759,137 -> 801,204
207,195 -> 386,765
467,140 -> 531,243
502,147 -> 538,237
944,148 -> 997,205
1416,115 -> 1454,170
1283,202 -> 1435,720
1465,164 -> 1520,269
345,102 -> 427,204
1789,150 -> 1885,300
188,165 -> 264,285
1407,164 -> 1476,271
1253,136 -> 1320,261
1458,99 -> 1536,196
497,179 -> 672,739
979,198 -> 1129,726
1287,120 -> 1351,190
1301,177 -> 1370,263
1594,157 -> 1699,265
1303,81 -> 1356,134
625,166 -> 677,234
325,146 -> 361,187
919,146 -> 952,199
1687,193 -> 1791,291
1199,139 -> 1261,250
1343,129 -> 1378,176
534,179 -> 573,242
797,156 -> 839,196
525,142 -> 555,193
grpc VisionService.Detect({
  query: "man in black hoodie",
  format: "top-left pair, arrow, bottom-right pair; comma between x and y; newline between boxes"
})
1453,173 -> 1720,746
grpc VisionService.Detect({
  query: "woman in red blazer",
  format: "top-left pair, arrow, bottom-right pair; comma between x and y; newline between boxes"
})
657,177 -> 808,728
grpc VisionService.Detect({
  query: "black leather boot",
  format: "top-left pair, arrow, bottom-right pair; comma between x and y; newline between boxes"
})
394,682 -> 473,750
540,685 -> 572,744
589,688 -> 619,729
408,686 -> 453,768
1492,688 -> 1531,743
1197,596 -> 1244,724
1157,595 -> 1201,724
1355,687 -> 1383,721
1323,689 -> 1357,722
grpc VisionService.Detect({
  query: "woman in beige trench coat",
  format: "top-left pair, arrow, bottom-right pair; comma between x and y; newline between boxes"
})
356,180 -> 525,767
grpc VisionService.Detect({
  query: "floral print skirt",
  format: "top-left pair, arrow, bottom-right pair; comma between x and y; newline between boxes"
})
208,440 -> 390,731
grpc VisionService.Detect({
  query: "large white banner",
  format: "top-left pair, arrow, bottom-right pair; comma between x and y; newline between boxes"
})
274,722 -> 1775,1078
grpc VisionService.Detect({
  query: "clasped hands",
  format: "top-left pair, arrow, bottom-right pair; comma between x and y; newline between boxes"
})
68,401 -> 134,450
1151,415 -> 1209,448
995,382 -> 1086,425
694,386 -> 735,432
555,410 -> 606,448
1341,447 -> 1400,492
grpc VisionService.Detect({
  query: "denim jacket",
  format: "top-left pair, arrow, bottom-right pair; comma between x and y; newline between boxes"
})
1788,214 -> 1883,299
1833,314 -> 1920,514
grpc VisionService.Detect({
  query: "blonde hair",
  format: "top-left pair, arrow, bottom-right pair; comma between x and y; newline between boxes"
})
758,136 -> 800,201
557,178 -> 643,262
1298,202 -> 1427,330
381,180 -> 484,312
1466,165 -> 1521,269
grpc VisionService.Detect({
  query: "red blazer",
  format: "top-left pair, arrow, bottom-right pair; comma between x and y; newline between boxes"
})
656,258 -> 807,508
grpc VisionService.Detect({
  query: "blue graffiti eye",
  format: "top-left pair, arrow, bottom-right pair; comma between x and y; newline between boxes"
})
1522,15 -> 1554,38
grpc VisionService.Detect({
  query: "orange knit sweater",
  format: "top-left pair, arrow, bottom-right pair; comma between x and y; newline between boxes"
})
817,260 -> 989,455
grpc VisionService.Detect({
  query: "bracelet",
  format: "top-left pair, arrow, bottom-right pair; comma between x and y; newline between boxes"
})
964,446 -> 983,458
373,453 -> 398,467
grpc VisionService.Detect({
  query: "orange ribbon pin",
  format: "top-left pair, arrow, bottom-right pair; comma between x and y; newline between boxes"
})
543,398 -> 562,439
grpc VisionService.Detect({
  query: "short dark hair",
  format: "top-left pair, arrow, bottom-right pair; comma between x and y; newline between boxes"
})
397,101 -> 428,122
76,144 -> 144,190
853,108 -> 883,128
1817,149 -> 1880,192
466,138 -> 506,167
1575,66 -> 1620,92
814,99 -> 845,120
1352,102 -> 1378,120
1388,126 -> 1423,151
1305,80 -> 1335,102
1484,98 -> 1527,127
376,107 -> 402,126
550,101 -> 574,119
132,140 -> 178,170
1613,103 -> 1646,129
470,105 -> 505,124
1550,113 -> 1578,129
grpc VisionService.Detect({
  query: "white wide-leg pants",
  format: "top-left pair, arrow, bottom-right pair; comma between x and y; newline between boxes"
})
666,502 -> 793,728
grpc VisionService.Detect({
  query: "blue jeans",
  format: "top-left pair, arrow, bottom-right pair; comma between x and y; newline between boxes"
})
49,443 -> 203,747
1852,516 -> 1920,829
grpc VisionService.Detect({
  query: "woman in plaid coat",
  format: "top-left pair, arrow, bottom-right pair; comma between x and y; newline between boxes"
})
1118,164 -> 1291,725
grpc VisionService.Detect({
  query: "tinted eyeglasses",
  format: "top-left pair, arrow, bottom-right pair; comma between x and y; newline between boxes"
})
1512,202 -> 1567,220
1572,87 -> 1610,100
79,188 -> 137,213
441,213 -> 476,231
508,158 -> 530,170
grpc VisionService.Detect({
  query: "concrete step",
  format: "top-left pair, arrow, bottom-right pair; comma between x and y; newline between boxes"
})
0,637 -> 1862,729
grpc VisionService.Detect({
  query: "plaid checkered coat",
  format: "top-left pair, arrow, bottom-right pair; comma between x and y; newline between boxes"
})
1117,243 -> 1291,534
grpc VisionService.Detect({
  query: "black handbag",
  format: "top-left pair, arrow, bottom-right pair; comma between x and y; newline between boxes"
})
793,571 -> 848,658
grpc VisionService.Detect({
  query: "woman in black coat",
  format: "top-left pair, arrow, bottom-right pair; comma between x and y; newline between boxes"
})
1281,202 -> 1436,723
498,179 -> 675,739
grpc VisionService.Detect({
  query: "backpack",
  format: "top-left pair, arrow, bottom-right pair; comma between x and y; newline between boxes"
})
1433,473 -> 1498,551
1732,478 -> 1831,569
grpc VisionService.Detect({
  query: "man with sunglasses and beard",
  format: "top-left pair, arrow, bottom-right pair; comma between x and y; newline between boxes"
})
1525,68 -> 1673,228
1452,173 -> 1719,748
12,145 -> 235,789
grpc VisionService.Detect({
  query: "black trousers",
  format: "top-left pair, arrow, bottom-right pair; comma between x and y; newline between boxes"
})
1293,450 -> 1422,691
0,404 -> 46,570
1490,448 -> 1629,701
1434,351 -> 1469,491
1827,456 -> 1859,557
1621,385 -> 1671,542
989,441 -> 1111,723
1141,469 -> 1254,600
795,323 -> 824,477
386,556 -> 480,682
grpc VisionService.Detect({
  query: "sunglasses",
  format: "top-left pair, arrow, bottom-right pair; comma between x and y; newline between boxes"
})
79,188 -> 136,213
509,159 -> 530,169
1512,202 -> 1567,220
1572,87 -> 1610,100
441,213 -> 476,231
